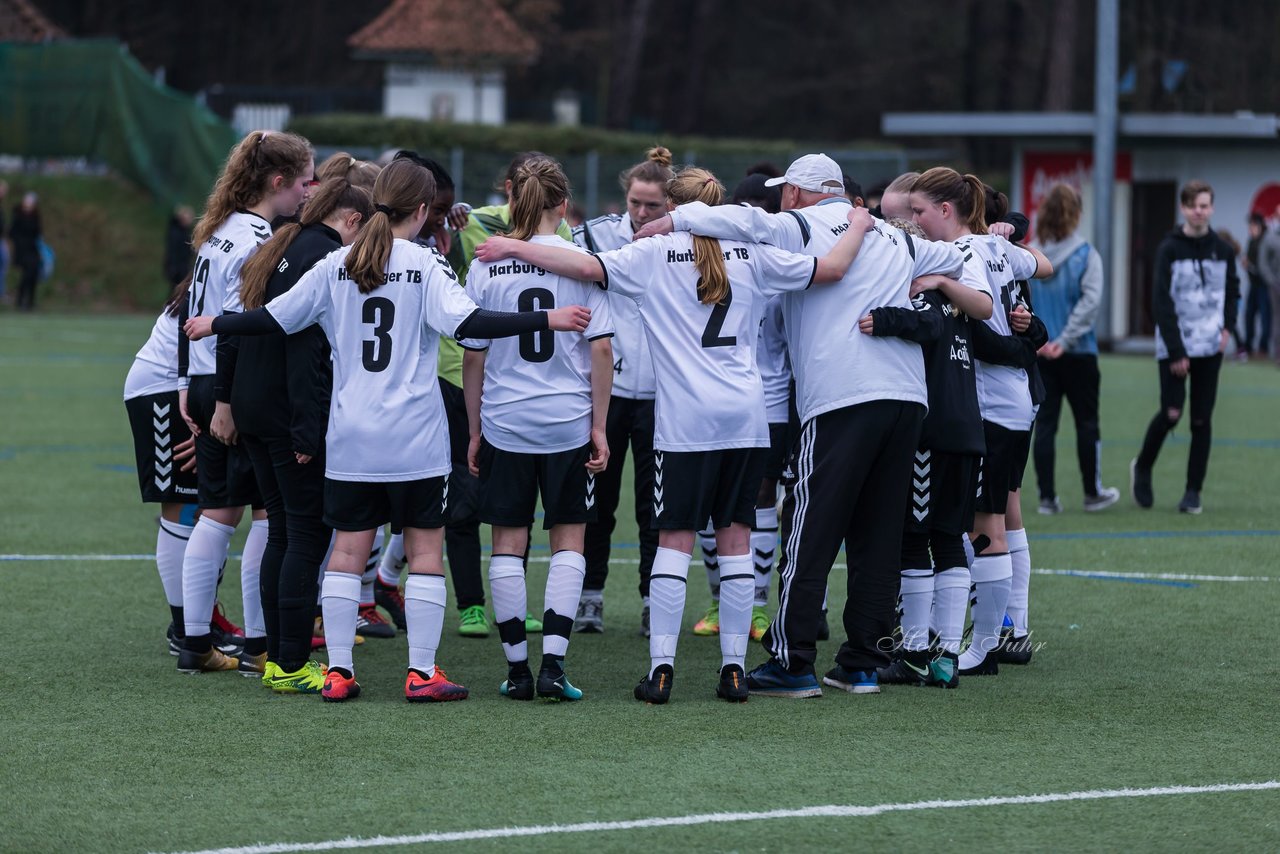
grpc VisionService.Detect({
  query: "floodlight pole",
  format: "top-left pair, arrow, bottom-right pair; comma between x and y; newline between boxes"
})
1093,0 -> 1119,343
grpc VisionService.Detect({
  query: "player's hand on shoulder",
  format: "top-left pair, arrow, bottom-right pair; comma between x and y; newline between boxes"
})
547,305 -> 591,333
474,235 -> 516,262
848,206 -> 875,232
447,203 -> 471,231
910,276 -> 943,298
989,222 -> 1016,239
587,428 -> 609,474
183,316 -> 214,341
633,215 -> 673,241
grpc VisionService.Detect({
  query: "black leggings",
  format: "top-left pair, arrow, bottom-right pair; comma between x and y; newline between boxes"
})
1033,354 -> 1103,500
242,433 -> 332,672
439,379 -> 486,609
1137,354 -> 1222,492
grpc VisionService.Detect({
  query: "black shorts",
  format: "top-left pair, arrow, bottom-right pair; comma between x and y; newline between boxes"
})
652,447 -> 767,531
125,390 -> 199,504
762,422 -> 794,482
477,438 -> 596,529
324,476 -> 447,532
186,375 -> 262,510
905,449 -> 979,536
975,421 -> 1031,514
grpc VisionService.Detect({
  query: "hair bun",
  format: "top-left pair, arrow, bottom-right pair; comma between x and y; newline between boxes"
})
647,146 -> 673,168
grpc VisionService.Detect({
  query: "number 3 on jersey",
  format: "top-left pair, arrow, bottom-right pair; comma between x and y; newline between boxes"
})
362,296 -> 395,372
518,287 -> 555,363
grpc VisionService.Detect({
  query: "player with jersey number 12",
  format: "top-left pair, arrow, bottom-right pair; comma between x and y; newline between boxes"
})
185,159 -> 593,704
476,166 -> 875,704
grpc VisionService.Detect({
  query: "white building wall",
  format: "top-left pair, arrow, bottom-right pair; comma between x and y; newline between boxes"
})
1131,146 -> 1280,235
383,64 -> 507,125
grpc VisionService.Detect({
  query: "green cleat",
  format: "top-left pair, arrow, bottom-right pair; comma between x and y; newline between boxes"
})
269,660 -> 327,694
692,603 -> 720,636
750,606 -> 770,641
260,661 -> 281,687
537,662 -> 583,701
457,605 -> 491,638
525,612 -> 543,634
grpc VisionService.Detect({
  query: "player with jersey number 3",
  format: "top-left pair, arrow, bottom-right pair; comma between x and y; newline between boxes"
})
476,166 -> 875,704
185,159 -> 593,704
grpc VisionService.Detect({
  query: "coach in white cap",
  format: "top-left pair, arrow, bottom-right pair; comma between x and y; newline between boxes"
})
635,153 -> 966,697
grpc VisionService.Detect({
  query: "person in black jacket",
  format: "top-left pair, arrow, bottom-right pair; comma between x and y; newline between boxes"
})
231,176 -> 373,693
1132,181 -> 1240,514
9,192 -> 42,312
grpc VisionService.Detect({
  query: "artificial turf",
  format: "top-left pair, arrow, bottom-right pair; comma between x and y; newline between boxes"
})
1,314 -> 1277,852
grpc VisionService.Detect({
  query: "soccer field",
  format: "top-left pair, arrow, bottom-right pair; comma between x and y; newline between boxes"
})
2,313 -> 1278,853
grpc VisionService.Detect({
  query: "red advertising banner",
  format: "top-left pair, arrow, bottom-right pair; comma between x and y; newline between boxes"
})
1021,151 -> 1133,238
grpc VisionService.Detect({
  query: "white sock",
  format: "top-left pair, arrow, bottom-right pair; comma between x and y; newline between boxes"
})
361,529 -> 385,605
320,571 -> 361,673
156,519 -> 192,607
240,519 -> 268,639
649,546 -> 690,673
899,569 -> 934,652
1007,528 -> 1030,636
717,553 -> 753,670
958,553 -> 1012,669
405,574 -> 446,677
699,524 -> 719,601
932,566 -> 971,655
377,532 -> 406,587
543,550 -> 586,659
751,507 -> 777,606
182,516 -> 235,637
488,554 -> 527,663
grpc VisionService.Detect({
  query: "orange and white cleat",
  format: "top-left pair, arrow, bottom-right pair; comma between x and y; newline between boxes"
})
404,666 -> 469,703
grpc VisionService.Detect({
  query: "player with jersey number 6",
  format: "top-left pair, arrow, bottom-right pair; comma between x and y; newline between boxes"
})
476,166 -> 875,703
461,157 -> 614,702
185,159 -> 594,703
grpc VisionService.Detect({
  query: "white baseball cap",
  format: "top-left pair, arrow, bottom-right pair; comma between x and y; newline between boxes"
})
765,153 -> 845,194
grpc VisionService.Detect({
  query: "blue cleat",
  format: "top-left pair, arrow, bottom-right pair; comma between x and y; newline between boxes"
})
746,659 -> 822,698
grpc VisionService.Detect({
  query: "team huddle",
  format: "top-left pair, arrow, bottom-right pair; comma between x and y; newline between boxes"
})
124,130 -> 1062,703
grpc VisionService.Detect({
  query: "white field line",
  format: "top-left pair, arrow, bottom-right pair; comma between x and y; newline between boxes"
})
1,554 -> 1274,584
158,781 -> 1280,854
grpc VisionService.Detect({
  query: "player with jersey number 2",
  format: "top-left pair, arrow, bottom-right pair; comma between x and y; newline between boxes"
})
186,159 -> 593,703
462,157 -> 614,702
476,166 -> 874,703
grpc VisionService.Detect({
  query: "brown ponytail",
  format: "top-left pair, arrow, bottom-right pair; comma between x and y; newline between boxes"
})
344,159 -> 434,294
317,151 -> 381,191
507,157 -> 571,242
239,178 -> 374,309
193,130 -> 313,247
618,145 -> 675,193
911,167 -> 989,235
666,167 -> 730,305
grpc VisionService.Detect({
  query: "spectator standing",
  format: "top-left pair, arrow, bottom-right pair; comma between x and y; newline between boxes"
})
1243,212 -> 1272,360
164,205 -> 195,292
9,192 -> 42,312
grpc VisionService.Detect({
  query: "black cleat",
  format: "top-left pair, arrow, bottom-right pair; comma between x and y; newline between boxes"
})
997,629 -> 1034,665
634,664 -> 674,704
959,651 -> 999,676
374,579 -> 407,630
166,622 -> 181,656
716,664 -> 749,702
1130,458 -> 1153,509
877,653 -> 932,686
536,662 -> 583,701
499,663 -> 535,700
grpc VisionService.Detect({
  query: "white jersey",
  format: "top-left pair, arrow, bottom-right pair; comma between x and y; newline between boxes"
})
463,235 -> 614,454
597,232 -> 816,452
185,211 -> 272,381
264,239 -> 477,482
758,296 -> 791,424
573,213 -> 655,400
957,234 -> 1039,431
124,308 -> 180,400
670,199 -> 965,423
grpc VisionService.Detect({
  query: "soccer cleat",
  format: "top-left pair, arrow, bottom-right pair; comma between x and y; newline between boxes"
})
499,662 -> 535,700
634,664 -> 674,705
816,608 -> 830,641
322,667 -> 361,702
573,594 -> 604,633
929,652 -> 960,688
260,661 -> 281,687
176,645 -> 239,674
750,606 -> 771,641
716,664 -> 749,703
525,613 -> 543,634
356,604 -> 396,639
1178,489 -> 1203,514
1038,496 -> 1063,515
692,603 -> 720,636
312,615 -> 363,648
405,667 -> 469,703
237,651 -> 267,678
639,605 -> 650,638
822,665 -> 880,695
746,659 -> 822,698
211,601 -> 244,654
998,629 -> 1034,665
536,663 -> 583,701
1130,458 -> 1153,509
457,604 -> 491,638
166,622 -> 181,656
1083,486 -> 1121,512
876,654 -> 932,686
959,651 -> 999,676
269,660 -> 326,694
374,579 -> 407,630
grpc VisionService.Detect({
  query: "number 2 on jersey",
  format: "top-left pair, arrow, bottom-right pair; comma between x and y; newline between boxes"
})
697,278 -> 736,348
362,296 -> 395,372
517,287 -> 555,362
